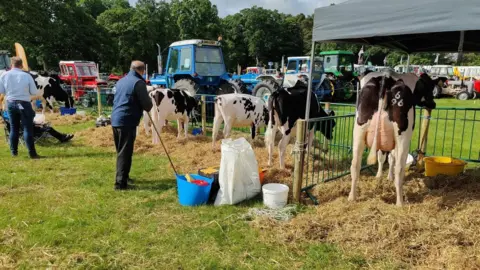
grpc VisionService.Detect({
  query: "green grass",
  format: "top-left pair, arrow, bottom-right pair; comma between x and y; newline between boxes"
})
0,121 -> 371,269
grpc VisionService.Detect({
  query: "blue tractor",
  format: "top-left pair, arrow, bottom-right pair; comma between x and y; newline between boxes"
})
249,56 -> 333,102
149,40 -> 245,95
231,66 -> 283,94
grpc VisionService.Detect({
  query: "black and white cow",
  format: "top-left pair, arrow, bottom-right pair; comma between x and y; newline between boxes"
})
349,71 -> 442,206
212,94 -> 269,147
144,87 -> 200,143
29,72 -> 74,113
265,81 -> 336,169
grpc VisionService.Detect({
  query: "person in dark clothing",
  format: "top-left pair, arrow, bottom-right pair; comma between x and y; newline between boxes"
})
111,61 -> 153,190
34,125 -> 74,143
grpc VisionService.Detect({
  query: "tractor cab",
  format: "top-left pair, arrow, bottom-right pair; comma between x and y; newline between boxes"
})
0,50 -> 11,74
150,39 -> 240,95
283,56 -> 323,88
58,61 -> 107,99
320,51 -> 356,79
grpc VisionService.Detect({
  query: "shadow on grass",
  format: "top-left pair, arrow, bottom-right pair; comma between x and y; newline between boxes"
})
133,178 -> 177,191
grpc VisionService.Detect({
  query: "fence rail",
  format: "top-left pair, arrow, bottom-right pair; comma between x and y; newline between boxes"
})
295,104 -> 479,201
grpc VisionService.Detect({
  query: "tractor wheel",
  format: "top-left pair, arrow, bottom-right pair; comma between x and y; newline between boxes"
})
217,82 -> 236,95
82,98 -> 91,108
174,79 -> 201,96
456,90 -> 470,100
252,80 -> 281,103
432,85 -> 442,98
227,79 -> 248,94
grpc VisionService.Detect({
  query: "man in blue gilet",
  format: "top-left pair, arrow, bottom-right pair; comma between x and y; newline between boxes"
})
111,61 -> 152,190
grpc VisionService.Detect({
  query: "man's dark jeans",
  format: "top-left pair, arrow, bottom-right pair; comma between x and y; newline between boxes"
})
7,100 -> 37,157
113,126 -> 136,189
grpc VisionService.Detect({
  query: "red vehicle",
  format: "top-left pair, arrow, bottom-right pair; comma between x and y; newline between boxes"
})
474,79 -> 480,99
59,61 -> 107,99
108,73 -> 125,81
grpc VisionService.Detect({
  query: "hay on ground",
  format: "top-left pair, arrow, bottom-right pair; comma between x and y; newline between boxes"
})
256,170 -> 480,269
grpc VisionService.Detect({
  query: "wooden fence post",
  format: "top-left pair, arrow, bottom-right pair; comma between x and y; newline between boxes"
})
97,86 -> 102,117
201,95 -> 206,134
293,119 -> 306,203
417,109 -> 432,167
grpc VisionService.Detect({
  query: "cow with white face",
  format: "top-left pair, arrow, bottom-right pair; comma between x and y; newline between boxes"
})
349,71 -> 443,206
265,81 -> 336,169
29,72 -> 74,113
212,94 -> 269,148
144,87 -> 200,143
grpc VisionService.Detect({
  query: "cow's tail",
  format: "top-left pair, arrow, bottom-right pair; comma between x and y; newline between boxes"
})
367,75 -> 388,165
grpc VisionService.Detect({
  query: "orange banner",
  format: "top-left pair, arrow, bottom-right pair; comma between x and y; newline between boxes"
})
14,43 -> 29,71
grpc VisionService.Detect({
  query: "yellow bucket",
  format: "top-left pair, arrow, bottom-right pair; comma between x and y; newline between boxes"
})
424,157 -> 467,177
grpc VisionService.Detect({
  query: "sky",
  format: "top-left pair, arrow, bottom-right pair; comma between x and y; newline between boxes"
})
128,0 -> 346,17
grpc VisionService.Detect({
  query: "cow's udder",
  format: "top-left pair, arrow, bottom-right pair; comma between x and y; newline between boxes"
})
365,111 -> 395,151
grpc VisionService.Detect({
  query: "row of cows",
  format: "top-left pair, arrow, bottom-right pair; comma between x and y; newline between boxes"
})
143,70 -> 443,207
143,80 -> 336,169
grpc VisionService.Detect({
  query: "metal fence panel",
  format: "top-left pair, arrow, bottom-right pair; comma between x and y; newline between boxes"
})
301,105 -> 479,193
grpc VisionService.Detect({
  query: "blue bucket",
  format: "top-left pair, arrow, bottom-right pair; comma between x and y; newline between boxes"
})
35,100 -> 42,108
2,111 -> 9,120
176,174 -> 213,206
60,107 -> 77,116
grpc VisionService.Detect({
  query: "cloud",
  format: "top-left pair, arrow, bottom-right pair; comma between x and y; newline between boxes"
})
128,0 -> 345,17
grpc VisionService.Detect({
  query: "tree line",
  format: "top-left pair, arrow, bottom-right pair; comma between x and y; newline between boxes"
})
1,0 -> 479,73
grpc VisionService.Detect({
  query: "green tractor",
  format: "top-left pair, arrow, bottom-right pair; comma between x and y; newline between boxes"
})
320,50 -> 358,101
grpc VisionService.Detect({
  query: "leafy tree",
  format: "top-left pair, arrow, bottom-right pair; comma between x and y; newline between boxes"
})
78,0 -> 108,18
170,0 -> 220,40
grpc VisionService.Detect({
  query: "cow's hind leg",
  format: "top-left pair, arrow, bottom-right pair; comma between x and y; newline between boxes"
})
212,113 -> 223,148
183,117 -> 189,139
376,151 -> 387,179
176,119 -> 183,139
265,122 -> 277,167
388,150 -> 395,181
349,122 -> 367,202
278,133 -> 290,169
393,141 -> 409,206
143,111 -> 151,135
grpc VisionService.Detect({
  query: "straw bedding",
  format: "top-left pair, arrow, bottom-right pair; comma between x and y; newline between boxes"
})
75,122 -> 480,269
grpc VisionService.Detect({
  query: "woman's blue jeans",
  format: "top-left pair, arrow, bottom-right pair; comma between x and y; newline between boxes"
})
7,100 -> 37,157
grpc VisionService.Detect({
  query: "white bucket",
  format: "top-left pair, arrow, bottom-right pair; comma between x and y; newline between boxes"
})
262,183 -> 289,209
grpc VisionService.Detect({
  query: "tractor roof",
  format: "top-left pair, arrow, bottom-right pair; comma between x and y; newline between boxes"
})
320,50 -> 354,55
170,39 -> 220,47
288,56 -> 322,60
60,61 -> 96,64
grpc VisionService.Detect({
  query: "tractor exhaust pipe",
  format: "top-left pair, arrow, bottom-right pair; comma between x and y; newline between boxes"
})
156,43 -> 162,75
